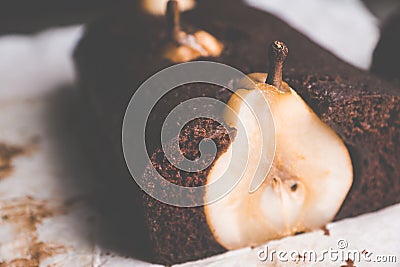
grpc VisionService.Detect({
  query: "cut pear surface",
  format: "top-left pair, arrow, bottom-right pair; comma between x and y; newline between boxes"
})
162,0 -> 223,63
142,0 -> 195,16
204,73 -> 353,250
163,30 -> 224,63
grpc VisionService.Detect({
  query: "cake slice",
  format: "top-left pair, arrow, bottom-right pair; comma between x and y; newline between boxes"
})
74,0 -> 400,264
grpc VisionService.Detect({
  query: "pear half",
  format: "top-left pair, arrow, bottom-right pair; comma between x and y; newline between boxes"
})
162,0 -> 223,63
204,45 -> 353,250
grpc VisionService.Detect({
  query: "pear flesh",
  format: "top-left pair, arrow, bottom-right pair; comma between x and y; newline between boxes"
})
163,30 -> 224,63
160,0 -> 224,63
204,73 -> 353,250
142,0 -> 196,16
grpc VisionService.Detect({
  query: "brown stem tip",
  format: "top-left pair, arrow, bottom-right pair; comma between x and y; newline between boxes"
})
266,40 -> 289,91
166,0 -> 181,41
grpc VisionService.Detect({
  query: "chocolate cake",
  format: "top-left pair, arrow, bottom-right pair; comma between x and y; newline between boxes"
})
74,0 -> 400,264
371,8 -> 400,85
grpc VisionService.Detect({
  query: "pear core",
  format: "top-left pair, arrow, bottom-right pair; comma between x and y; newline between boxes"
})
204,73 -> 353,250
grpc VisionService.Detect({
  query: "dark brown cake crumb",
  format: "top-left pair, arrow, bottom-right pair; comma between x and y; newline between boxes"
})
321,226 -> 330,236
0,140 -> 38,179
341,258 -> 356,267
142,118 -> 234,264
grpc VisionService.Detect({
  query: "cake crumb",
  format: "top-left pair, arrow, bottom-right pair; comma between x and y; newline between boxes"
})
0,139 -> 39,179
341,258 -> 355,267
322,225 -> 330,236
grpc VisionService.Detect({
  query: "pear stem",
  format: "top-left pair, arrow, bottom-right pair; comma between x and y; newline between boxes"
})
266,40 -> 289,90
166,0 -> 181,42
